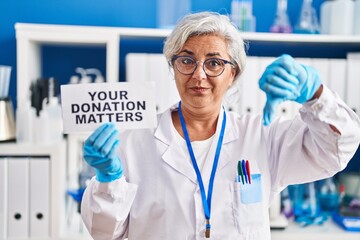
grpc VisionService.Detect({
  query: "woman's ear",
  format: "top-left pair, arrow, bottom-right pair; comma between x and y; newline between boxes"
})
228,66 -> 238,87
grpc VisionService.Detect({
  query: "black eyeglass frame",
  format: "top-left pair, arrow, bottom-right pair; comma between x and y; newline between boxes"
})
170,55 -> 236,77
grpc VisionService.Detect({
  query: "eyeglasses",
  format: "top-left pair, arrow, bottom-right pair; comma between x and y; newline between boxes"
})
171,55 -> 235,77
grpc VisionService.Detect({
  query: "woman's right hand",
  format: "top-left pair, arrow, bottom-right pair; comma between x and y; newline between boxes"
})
83,122 -> 123,182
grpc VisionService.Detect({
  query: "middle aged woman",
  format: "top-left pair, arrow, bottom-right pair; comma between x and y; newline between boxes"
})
81,12 -> 360,240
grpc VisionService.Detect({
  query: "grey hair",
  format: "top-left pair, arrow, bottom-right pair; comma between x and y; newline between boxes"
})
163,11 -> 247,82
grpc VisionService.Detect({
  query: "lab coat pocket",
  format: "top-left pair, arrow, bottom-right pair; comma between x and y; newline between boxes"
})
231,174 -> 265,235
239,174 -> 262,204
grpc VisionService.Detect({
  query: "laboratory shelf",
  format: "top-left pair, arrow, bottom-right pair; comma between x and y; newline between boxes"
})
242,32 -> 360,43
15,22 -> 360,43
15,23 -> 360,107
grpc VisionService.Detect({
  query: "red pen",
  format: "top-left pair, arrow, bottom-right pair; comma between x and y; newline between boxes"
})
246,160 -> 251,184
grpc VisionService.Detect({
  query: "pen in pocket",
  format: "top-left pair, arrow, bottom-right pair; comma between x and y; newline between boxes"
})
237,161 -> 245,184
237,160 -> 252,184
246,160 -> 251,184
242,160 -> 247,184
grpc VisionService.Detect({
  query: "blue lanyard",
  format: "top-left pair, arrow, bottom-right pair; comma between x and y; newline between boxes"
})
178,101 -> 226,238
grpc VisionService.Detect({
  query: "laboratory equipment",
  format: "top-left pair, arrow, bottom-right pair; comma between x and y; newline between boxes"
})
281,187 -> 293,218
354,0 -> 360,35
231,0 -> 256,32
269,191 -> 288,229
156,0 -> 191,29
69,67 -> 105,84
332,175 -> 360,232
333,211 -> 360,231
69,75 -> 79,84
30,77 -> 59,116
0,65 -> 11,99
323,0 -> 354,35
75,67 -> 92,84
28,77 -> 63,144
308,182 -> 318,217
294,0 -> 320,34
42,77 -> 63,143
320,0 -> 332,34
86,68 -> 105,83
319,177 -> 339,212
0,99 -> 16,141
0,65 -> 15,141
339,172 -> 360,197
288,183 -> 327,227
270,0 -> 292,33
67,156 -> 94,218
16,95 -> 36,143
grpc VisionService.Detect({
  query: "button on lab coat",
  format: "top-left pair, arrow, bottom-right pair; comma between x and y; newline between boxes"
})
81,86 -> 360,240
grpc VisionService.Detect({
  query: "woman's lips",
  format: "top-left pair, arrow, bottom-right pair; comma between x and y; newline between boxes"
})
190,86 -> 208,93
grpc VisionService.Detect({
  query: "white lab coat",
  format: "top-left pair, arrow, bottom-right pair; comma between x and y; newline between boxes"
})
81,86 -> 360,240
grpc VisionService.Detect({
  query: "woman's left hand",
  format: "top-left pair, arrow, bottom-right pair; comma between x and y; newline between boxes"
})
259,54 -> 322,126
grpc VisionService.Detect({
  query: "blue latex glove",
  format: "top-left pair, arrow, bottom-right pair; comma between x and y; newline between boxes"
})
259,54 -> 322,126
83,122 -> 123,182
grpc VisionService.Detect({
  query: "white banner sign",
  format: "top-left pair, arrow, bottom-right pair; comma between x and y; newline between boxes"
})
60,82 -> 157,133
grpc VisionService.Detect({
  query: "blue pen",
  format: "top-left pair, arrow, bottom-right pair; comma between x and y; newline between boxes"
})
242,160 -> 248,184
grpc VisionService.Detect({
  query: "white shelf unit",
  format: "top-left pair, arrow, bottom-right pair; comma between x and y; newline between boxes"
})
0,142 -> 92,240
15,23 -> 171,106
14,23 -> 360,239
0,142 -> 67,239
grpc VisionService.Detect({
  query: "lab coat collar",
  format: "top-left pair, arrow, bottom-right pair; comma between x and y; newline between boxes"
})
154,104 -> 239,184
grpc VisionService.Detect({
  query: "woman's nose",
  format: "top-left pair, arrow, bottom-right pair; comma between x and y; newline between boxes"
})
192,63 -> 207,80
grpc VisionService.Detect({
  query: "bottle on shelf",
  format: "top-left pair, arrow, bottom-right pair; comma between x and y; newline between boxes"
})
69,75 -> 80,84
354,0 -> 360,35
231,0 -> 256,32
34,98 -> 50,143
35,77 -> 63,144
46,77 -> 63,143
320,0 -> 333,34
156,0 -> 191,29
318,177 -> 339,212
338,183 -> 346,205
86,68 -> 105,83
16,95 -> 36,143
75,67 -> 92,84
270,0 -> 292,33
321,0 -> 354,35
294,0 -> 320,34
